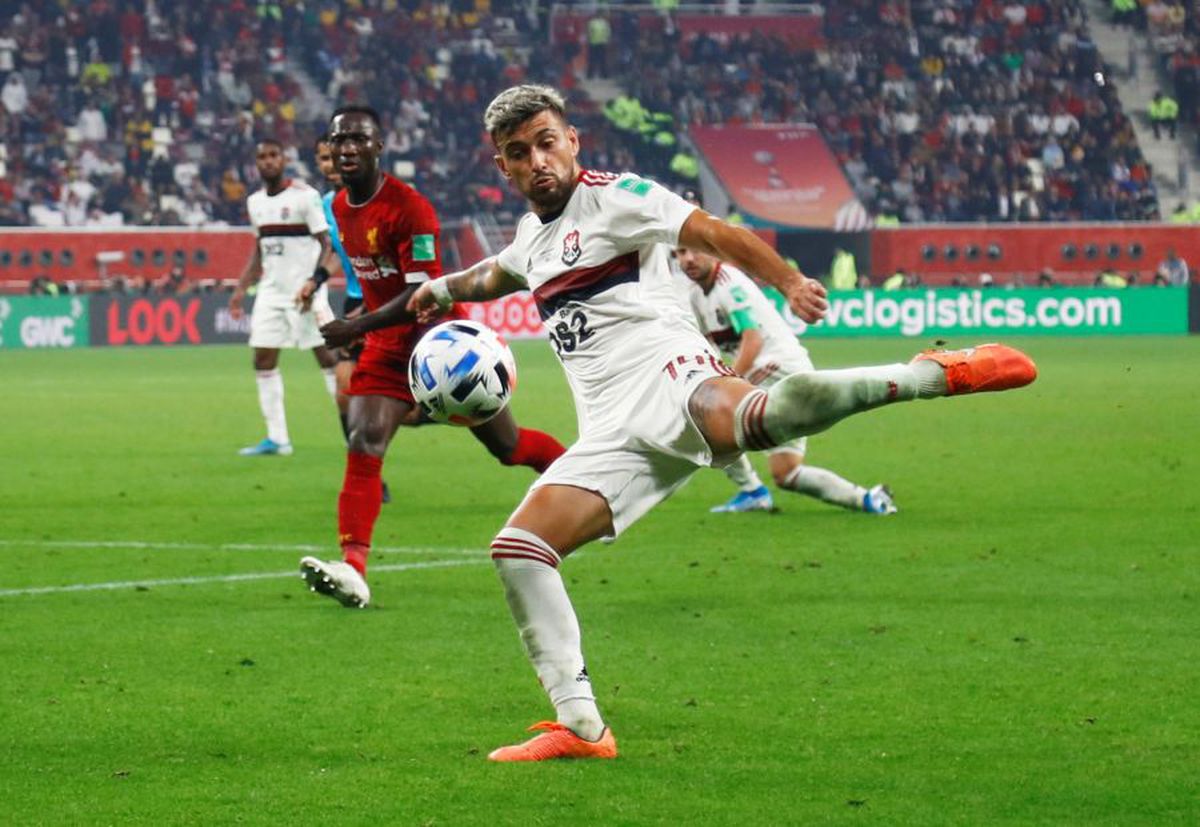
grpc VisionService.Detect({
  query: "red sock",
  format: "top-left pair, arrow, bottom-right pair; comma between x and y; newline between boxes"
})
338,452 -> 383,575
503,427 -> 566,473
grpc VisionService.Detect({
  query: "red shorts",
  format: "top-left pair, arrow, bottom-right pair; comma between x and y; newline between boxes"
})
348,346 -> 415,403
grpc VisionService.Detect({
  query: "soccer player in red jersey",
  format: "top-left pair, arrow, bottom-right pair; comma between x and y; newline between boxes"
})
295,105 -> 565,608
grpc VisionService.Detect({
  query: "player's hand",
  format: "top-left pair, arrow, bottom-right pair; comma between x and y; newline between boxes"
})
784,276 -> 828,324
320,318 -> 360,349
407,283 -> 448,325
228,289 -> 245,321
294,279 -> 318,311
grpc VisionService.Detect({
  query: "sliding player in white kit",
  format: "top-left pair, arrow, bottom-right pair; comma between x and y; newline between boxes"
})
230,138 -> 341,456
678,246 -> 897,515
409,85 -> 1037,762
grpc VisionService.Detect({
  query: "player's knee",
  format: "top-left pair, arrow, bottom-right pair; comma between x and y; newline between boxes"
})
347,422 -> 388,456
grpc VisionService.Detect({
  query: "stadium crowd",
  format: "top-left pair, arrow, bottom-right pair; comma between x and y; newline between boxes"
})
0,0 -> 1167,231
616,0 -> 1160,223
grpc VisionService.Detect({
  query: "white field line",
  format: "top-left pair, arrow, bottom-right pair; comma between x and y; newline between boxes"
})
0,558 -> 486,598
0,539 -> 484,556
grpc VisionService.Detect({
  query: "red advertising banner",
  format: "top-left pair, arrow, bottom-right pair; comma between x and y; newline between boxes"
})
690,124 -> 869,230
1,222 -> 487,293
871,224 -> 1200,284
465,294 -> 546,341
1,228 -> 254,289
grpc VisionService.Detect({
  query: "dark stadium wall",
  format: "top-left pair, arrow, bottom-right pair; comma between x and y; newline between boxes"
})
776,230 -> 871,280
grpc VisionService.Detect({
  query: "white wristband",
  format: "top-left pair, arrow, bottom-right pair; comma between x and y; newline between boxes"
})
429,278 -> 454,309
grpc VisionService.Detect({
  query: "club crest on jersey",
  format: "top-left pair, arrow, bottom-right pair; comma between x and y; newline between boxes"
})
561,229 -> 582,266
366,227 -> 380,254
280,206 -> 290,220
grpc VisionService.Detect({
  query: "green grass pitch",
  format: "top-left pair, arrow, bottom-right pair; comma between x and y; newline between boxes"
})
1,337 -> 1197,825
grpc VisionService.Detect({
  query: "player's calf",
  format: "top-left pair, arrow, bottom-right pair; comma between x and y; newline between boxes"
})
733,344 -> 1037,452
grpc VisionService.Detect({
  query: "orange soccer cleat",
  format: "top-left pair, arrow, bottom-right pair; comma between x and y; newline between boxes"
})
487,721 -> 618,762
911,343 -> 1037,395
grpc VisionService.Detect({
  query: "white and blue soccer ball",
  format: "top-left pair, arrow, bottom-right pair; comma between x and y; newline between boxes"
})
408,320 -> 517,427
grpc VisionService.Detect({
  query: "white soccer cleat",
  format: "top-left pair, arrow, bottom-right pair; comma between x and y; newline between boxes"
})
299,556 -> 371,608
863,484 -> 898,515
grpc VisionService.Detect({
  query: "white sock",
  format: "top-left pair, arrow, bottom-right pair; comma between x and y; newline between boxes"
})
255,368 -> 289,445
736,364 -> 919,451
781,464 -> 866,510
911,359 -> 949,398
490,527 -> 605,741
321,367 -> 337,400
722,454 -> 764,492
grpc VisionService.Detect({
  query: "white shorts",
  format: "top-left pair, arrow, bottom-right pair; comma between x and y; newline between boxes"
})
248,290 -> 332,350
533,336 -> 734,538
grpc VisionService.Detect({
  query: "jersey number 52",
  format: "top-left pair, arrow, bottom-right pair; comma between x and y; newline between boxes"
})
548,309 -> 595,355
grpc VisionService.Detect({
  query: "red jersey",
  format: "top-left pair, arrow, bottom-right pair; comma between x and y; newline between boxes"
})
332,174 -> 463,355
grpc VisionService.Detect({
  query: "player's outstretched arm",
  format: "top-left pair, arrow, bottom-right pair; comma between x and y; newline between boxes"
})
678,210 -> 828,324
407,256 -> 525,324
320,284 -> 420,349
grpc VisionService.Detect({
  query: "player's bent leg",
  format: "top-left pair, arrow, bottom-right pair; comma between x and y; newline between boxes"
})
469,408 -> 565,473
770,451 -> 895,514
488,485 -> 617,761
333,354 -> 390,502
694,344 -> 1037,456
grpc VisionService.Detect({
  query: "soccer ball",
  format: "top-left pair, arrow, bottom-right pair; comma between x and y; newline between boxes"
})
408,320 -> 517,426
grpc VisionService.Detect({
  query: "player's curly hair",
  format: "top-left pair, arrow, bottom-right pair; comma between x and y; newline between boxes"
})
484,85 -> 567,144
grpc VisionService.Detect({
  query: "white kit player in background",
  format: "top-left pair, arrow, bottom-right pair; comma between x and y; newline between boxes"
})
408,85 -> 1037,762
229,138 -> 342,456
677,245 -> 896,515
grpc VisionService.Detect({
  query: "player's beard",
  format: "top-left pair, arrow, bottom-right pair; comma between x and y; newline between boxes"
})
526,172 -> 573,213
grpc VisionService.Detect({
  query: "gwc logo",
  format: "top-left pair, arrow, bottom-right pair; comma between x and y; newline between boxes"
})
0,297 -> 86,349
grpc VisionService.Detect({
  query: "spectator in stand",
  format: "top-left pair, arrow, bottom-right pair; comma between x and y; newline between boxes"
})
1156,248 -> 1190,284
586,11 -> 612,79
1149,91 -> 1179,139
0,1 -> 1167,229
155,265 -> 188,294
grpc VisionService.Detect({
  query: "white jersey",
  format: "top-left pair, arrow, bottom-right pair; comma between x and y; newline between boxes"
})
687,263 -> 812,384
246,180 -> 328,305
497,170 -> 701,434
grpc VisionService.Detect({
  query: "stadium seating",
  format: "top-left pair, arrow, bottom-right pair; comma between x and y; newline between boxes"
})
0,0 -> 1167,253
607,0 -> 1159,223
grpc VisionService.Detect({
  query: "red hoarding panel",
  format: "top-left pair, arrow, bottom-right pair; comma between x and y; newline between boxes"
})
0,228 -> 255,289
690,124 -> 867,230
871,225 -> 1200,284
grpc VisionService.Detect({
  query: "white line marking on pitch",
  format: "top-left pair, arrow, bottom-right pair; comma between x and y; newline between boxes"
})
0,558 -> 486,598
0,539 -> 483,556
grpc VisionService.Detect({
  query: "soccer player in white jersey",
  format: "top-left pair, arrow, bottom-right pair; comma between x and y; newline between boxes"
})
230,138 -> 341,456
678,245 -> 897,516
409,85 -> 1037,761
